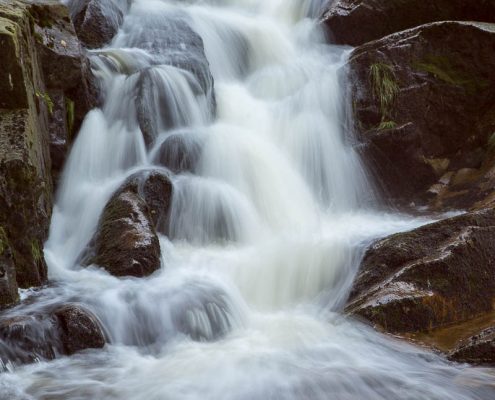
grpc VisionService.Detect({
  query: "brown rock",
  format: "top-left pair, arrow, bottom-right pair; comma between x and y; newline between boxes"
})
448,326 -> 495,365
347,21 -> 495,211
346,209 -> 495,334
55,304 -> 106,355
85,170 -> 173,278
68,0 -> 125,49
321,0 -> 495,46
0,2 -> 53,290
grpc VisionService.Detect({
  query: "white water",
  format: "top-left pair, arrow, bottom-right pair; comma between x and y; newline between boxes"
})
1,0 -> 495,398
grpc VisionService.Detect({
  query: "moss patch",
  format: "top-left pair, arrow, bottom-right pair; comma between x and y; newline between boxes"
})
35,90 -> 53,114
0,226 -> 8,255
413,55 -> 490,94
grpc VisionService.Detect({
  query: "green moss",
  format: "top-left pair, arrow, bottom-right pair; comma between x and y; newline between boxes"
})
66,97 -> 75,138
413,55 -> 490,94
0,227 -> 8,256
35,90 -> 53,115
369,63 -> 399,124
489,133 -> 495,150
30,239 -> 43,263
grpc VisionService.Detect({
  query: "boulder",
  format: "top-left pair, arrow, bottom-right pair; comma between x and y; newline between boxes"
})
347,22 -> 495,211
321,0 -> 495,46
448,326 -> 495,365
0,304 -> 105,368
88,191 -> 160,278
68,0 -> 126,49
123,11 -> 215,145
0,1 -> 54,291
85,170 -> 172,277
346,209 -> 495,334
54,304 -> 106,355
152,132 -> 203,174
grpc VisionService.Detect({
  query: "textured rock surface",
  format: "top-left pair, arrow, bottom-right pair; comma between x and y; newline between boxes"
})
346,209 -> 495,334
55,304 -> 106,355
347,22 -> 495,211
322,0 -> 495,46
0,1 -> 53,292
0,228 -> 18,309
85,170 -> 173,278
68,0 -> 126,49
0,304 -> 105,367
448,326 -> 495,365
29,0 -> 100,183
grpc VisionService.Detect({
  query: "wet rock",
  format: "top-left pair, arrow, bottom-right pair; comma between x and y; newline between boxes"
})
448,327 -> 495,366
28,0 -> 100,183
346,209 -> 495,334
0,228 -> 19,309
0,2 -> 53,289
120,170 -> 174,234
152,132 -> 203,174
0,304 -> 105,368
54,304 -> 106,355
68,0 -> 126,49
347,22 -> 495,211
321,0 -> 495,46
0,315 -> 59,366
126,11 -> 215,145
86,172 -> 170,277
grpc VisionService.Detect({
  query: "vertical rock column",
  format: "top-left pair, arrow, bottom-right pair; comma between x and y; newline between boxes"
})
0,2 -> 53,302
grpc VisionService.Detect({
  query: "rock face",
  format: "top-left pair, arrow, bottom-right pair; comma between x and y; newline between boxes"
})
68,0 -> 127,49
0,1 -> 54,294
85,171 -> 172,278
321,0 -> 495,46
0,304 -> 105,367
448,327 -> 495,365
0,228 -> 18,309
347,22 -> 495,211
346,209 -> 495,334
29,0 -> 100,183
0,1 -> 101,308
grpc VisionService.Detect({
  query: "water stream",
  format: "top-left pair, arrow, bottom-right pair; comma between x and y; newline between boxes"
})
1,0 -> 495,398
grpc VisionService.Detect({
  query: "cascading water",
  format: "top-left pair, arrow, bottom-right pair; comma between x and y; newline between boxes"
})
1,0 -> 494,399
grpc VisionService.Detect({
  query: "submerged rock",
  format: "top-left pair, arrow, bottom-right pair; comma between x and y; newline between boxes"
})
85,170 -> 172,277
152,132 -> 203,174
321,0 -> 495,46
346,209 -> 495,334
347,21 -> 495,211
55,304 -> 106,355
125,11 -> 215,145
0,304 -> 105,367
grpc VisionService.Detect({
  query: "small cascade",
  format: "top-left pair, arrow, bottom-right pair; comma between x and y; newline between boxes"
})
0,0 -> 494,399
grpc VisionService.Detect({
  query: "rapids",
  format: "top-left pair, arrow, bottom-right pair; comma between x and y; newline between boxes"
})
1,0 -> 494,399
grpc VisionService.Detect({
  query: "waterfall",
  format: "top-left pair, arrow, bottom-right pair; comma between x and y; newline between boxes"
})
1,1 -> 494,399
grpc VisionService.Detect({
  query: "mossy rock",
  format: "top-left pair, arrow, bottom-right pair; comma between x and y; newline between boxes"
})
346,209 -> 495,334
348,22 -> 495,211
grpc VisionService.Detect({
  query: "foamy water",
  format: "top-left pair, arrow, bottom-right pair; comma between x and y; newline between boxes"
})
1,0 -> 494,399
